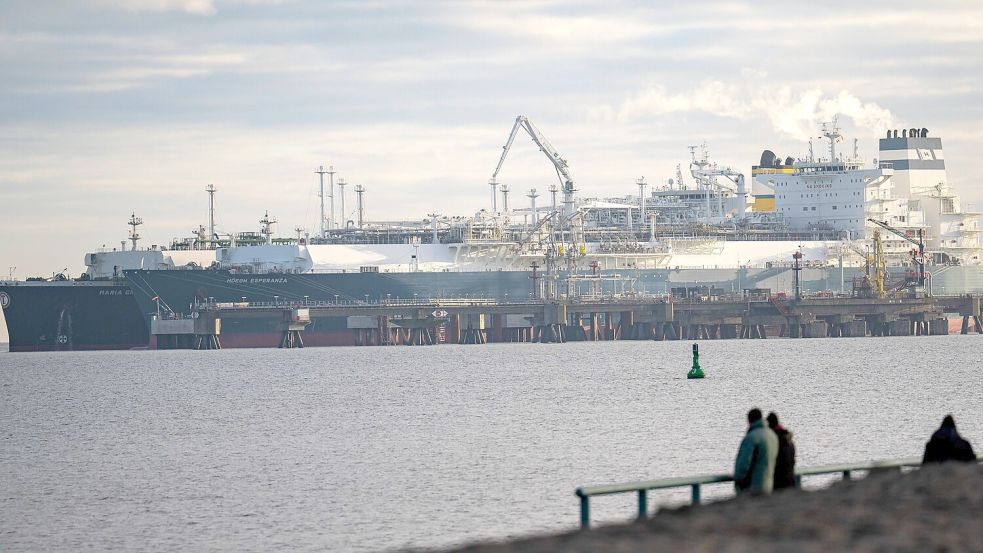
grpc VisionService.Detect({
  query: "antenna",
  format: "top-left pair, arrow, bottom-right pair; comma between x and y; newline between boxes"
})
205,184 -> 216,246
127,212 -> 143,251
808,139 -> 814,163
500,184 -> 510,215
294,226 -> 304,243
354,184 -> 365,229
853,138 -> 859,161
259,211 -> 277,244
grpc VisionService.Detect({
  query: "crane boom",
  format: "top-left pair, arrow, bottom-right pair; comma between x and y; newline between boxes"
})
491,115 -> 575,218
867,218 -> 926,289
867,219 -> 923,247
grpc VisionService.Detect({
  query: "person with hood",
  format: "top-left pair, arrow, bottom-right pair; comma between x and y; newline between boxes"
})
734,408 -> 779,495
767,412 -> 797,489
923,415 -> 977,463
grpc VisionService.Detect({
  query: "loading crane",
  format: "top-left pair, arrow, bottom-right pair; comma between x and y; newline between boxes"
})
853,229 -> 888,299
492,116 -> 576,221
867,218 -> 926,290
688,143 -> 747,222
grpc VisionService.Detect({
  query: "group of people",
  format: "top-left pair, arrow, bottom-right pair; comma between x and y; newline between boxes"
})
733,409 -> 977,495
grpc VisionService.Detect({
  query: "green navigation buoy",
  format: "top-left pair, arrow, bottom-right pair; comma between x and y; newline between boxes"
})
687,343 -> 705,379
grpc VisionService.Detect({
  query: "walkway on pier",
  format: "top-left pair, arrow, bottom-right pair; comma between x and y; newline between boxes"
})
181,293 -> 983,348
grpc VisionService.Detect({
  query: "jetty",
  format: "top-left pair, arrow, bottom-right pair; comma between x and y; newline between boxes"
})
151,293 -> 983,349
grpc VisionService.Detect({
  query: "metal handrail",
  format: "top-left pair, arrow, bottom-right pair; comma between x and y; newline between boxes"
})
574,457 -> 931,529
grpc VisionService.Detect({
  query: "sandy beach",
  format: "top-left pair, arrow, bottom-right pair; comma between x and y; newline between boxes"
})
443,463 -> 983,553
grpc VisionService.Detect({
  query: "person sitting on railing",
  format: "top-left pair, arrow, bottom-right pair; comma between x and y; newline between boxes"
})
767,412 -> 797,490
734,408 -> 779,495
923,415 -> 977,463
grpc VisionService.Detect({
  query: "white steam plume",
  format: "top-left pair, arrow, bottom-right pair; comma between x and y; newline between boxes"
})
593,81 -> 896,139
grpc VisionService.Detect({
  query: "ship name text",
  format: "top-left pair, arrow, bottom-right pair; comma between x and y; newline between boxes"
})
226,277 -> 289,284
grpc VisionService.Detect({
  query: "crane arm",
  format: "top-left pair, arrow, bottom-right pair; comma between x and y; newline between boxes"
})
867,219 -> 923,248
492,117 -> 524,180
491,115 -> 574,192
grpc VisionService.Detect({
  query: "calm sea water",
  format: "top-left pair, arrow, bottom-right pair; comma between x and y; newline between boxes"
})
2,337 -> 981,552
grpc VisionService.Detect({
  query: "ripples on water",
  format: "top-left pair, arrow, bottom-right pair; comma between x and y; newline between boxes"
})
2,337 -> 981,552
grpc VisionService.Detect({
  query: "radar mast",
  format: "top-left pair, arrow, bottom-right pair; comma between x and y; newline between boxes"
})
127,213 -> 143,251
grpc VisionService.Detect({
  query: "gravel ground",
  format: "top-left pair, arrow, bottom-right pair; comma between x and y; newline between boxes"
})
438,463 -> 983,553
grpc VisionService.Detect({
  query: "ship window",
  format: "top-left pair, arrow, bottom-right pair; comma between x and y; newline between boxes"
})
811,207 -> 817,211
803,207 -> 808,211
833,206 -> 837,210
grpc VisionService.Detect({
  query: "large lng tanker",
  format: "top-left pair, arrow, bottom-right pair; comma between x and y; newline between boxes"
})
3,119 -> 981,351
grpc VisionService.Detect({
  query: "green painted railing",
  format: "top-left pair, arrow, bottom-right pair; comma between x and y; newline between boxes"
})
574,457 -> 926,529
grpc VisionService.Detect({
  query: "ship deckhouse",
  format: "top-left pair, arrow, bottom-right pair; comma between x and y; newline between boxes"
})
879,128 -> 981,264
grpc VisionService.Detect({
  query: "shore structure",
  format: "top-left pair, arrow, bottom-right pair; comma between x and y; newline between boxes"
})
3,120 -> 983,351
141,293 -> 982,350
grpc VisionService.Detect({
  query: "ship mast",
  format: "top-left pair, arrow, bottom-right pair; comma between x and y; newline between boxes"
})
315,166 -> 329,238
354,184 -> 365,229
127,213 -> 143,251
260,211 -> 277,245
206,184 -> 216,247
337,178 -> 348,228
821,117 -> 841,162
527,188 -> 539,226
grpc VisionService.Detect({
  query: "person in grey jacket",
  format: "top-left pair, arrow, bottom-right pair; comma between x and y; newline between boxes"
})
734,408 -> 779,495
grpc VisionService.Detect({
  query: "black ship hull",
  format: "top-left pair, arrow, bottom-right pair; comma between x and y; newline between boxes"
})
3,266 -> 882,351
125,269 -> 540,348
0,281 -> 149,352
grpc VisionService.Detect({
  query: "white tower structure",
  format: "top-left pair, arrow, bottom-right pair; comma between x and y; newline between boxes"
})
206,184 -> 216,246
427,212 -> 440,244
327,166 -> 336,229
489,178 -> 498,213
354,184 -> 365,228
527,188 -> 539,226
337,178 -> 348,228
500,184 -> 510,215
549,184 -> 558,218
315,166 -> 332,237
879,127 -> 981,262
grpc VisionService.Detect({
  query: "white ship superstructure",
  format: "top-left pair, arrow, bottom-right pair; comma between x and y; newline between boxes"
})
77,122 -> 979,289
752,122 -> 979,267
878,129 -> 981,264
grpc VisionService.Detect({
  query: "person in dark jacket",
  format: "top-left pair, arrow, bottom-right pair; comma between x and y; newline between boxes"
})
734,408 -> 778,495
923,415 -> 977,463
767,412 -> 796,489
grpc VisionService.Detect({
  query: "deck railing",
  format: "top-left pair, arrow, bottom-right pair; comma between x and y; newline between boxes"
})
574,457 -> 933,529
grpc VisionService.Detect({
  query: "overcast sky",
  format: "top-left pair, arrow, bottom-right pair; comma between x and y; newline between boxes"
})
2,0 -> 983,339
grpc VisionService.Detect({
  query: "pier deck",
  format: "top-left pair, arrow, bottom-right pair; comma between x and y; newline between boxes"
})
154,294 -> 983,348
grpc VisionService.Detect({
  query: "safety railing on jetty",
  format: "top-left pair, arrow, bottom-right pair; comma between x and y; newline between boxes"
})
574,457 -> 930,529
